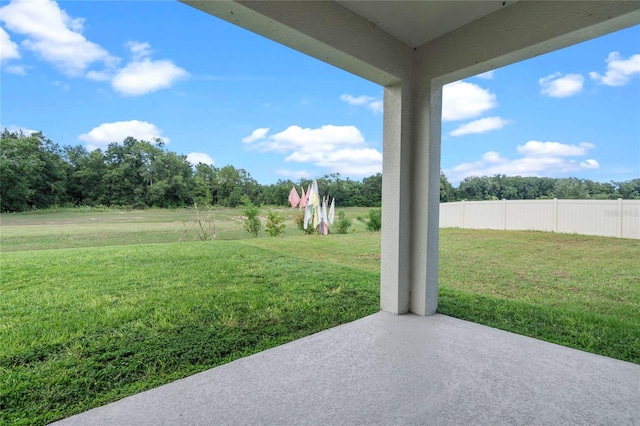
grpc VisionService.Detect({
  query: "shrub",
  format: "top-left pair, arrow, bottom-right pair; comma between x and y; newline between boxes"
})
294,212 -> 316,234
357,208 -> 382,231
332,211 -> 352,234
266,210 -> 286,237
241,196 -> 262,237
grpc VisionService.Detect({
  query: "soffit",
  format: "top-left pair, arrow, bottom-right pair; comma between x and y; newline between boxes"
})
336,1 -> 516,47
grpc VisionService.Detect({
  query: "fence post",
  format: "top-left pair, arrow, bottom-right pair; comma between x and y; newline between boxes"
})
617,198 -> 623,238
461,200 -> 465,229
553,198 -> 558,233
502,199 -> 507,230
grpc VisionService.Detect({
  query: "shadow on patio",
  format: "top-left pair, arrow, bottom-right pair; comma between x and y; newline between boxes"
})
54,312 -> 640,425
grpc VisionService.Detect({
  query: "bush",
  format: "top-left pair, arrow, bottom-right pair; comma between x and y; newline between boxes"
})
332,211 -> 352,234
241,196 -> 261,237
294,212 -> 316,234
266,210 -> 286,237
357,208 -> 382,231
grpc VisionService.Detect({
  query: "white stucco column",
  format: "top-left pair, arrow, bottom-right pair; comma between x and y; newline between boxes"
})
381,69 -> 442,316
380,84 -> 411,314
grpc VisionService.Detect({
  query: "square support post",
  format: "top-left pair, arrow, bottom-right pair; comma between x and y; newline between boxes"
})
380,72 -> 443,316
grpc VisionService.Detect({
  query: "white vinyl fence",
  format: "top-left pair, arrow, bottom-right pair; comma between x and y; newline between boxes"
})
440,199 -> 640,239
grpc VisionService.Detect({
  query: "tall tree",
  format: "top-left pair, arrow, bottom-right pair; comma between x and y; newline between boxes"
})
615,179 -> 640,199
440,172 -> 455,202
0,130 -> 67,211
192,163 -> 218,206
362,173 -> 382,206
64,145 -> 106,206
552,178 -> 590,199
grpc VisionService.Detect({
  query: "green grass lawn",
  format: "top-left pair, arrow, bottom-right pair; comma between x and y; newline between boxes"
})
1,207 -> 638,425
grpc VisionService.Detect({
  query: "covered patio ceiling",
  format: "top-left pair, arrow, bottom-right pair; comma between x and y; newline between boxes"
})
180,1 -> 639,85
336,0 -> 517,47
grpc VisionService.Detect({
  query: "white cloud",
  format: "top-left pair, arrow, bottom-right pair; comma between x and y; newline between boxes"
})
539,72 -> 584,98
5,64 -> 25,74
450,116 -> 510,136
78,120 -> 168,150
0,2 -> 187,96
444,141 -> 599,183
475,70 -> 495,79
0,0 -> 117,76
481,151 -> 503,164
82,41 -> 187,95
517,141 -> 594,157
589,52 -> 640,86
580,159 -> 599,169
340,93 -> 383,114
271,124 -> 363,145
111,57 -> 188,96
242,127 -> 269,143
2,124 -> 36,135
186,152 -> 214,166
85,70 -> 111,81
0,26 -> 19,61
368,100 -> 383,114
340,94 -> 375,106
243,124 -> 382,177
126,40 -> 152,60
442,81 -> 497,121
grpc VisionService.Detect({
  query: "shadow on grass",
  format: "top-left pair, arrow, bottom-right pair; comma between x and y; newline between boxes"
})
438,287 -> 640,364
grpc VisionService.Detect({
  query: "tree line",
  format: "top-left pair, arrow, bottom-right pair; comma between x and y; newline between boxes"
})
1,130 -> 638,212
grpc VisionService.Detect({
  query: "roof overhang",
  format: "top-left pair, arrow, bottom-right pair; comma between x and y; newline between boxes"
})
180,1 -> 640,86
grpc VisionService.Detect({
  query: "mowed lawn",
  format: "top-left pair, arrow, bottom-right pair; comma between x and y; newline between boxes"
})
1,207 -> 639,425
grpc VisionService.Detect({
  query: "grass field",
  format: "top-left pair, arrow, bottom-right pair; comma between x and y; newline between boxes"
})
0,206 -> 372,252
1,207 -> 639,425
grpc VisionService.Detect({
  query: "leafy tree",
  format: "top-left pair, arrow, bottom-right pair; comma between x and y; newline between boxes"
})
144,151 -> 194,208
102,138 -> 148,207
265,210 -> 286,236
192,163 -> 217,206
64,145 -> 106,206
0,130 -> 67,212
1,130 -> 42,211
215,165 -> 261,207
99,137 -> 195,208
362,173 -> 382,206
31,133 -> 68,208
263,179 -> 295,205
615,179 -> 640,199
457,176 -> 499,200
584,180 -> 617,199
241,196 -> 262,237
552,178 -> 590,199
454,175 -> 562,201
440,172 -> 455,202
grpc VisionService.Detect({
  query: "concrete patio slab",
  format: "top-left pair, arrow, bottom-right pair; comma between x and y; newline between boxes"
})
54,313 -> 640,425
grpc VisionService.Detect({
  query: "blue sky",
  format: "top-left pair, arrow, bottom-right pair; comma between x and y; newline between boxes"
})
1,0 -> 638,185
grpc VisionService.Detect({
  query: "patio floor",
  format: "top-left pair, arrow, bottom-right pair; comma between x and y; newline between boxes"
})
54,312 -> 640,425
